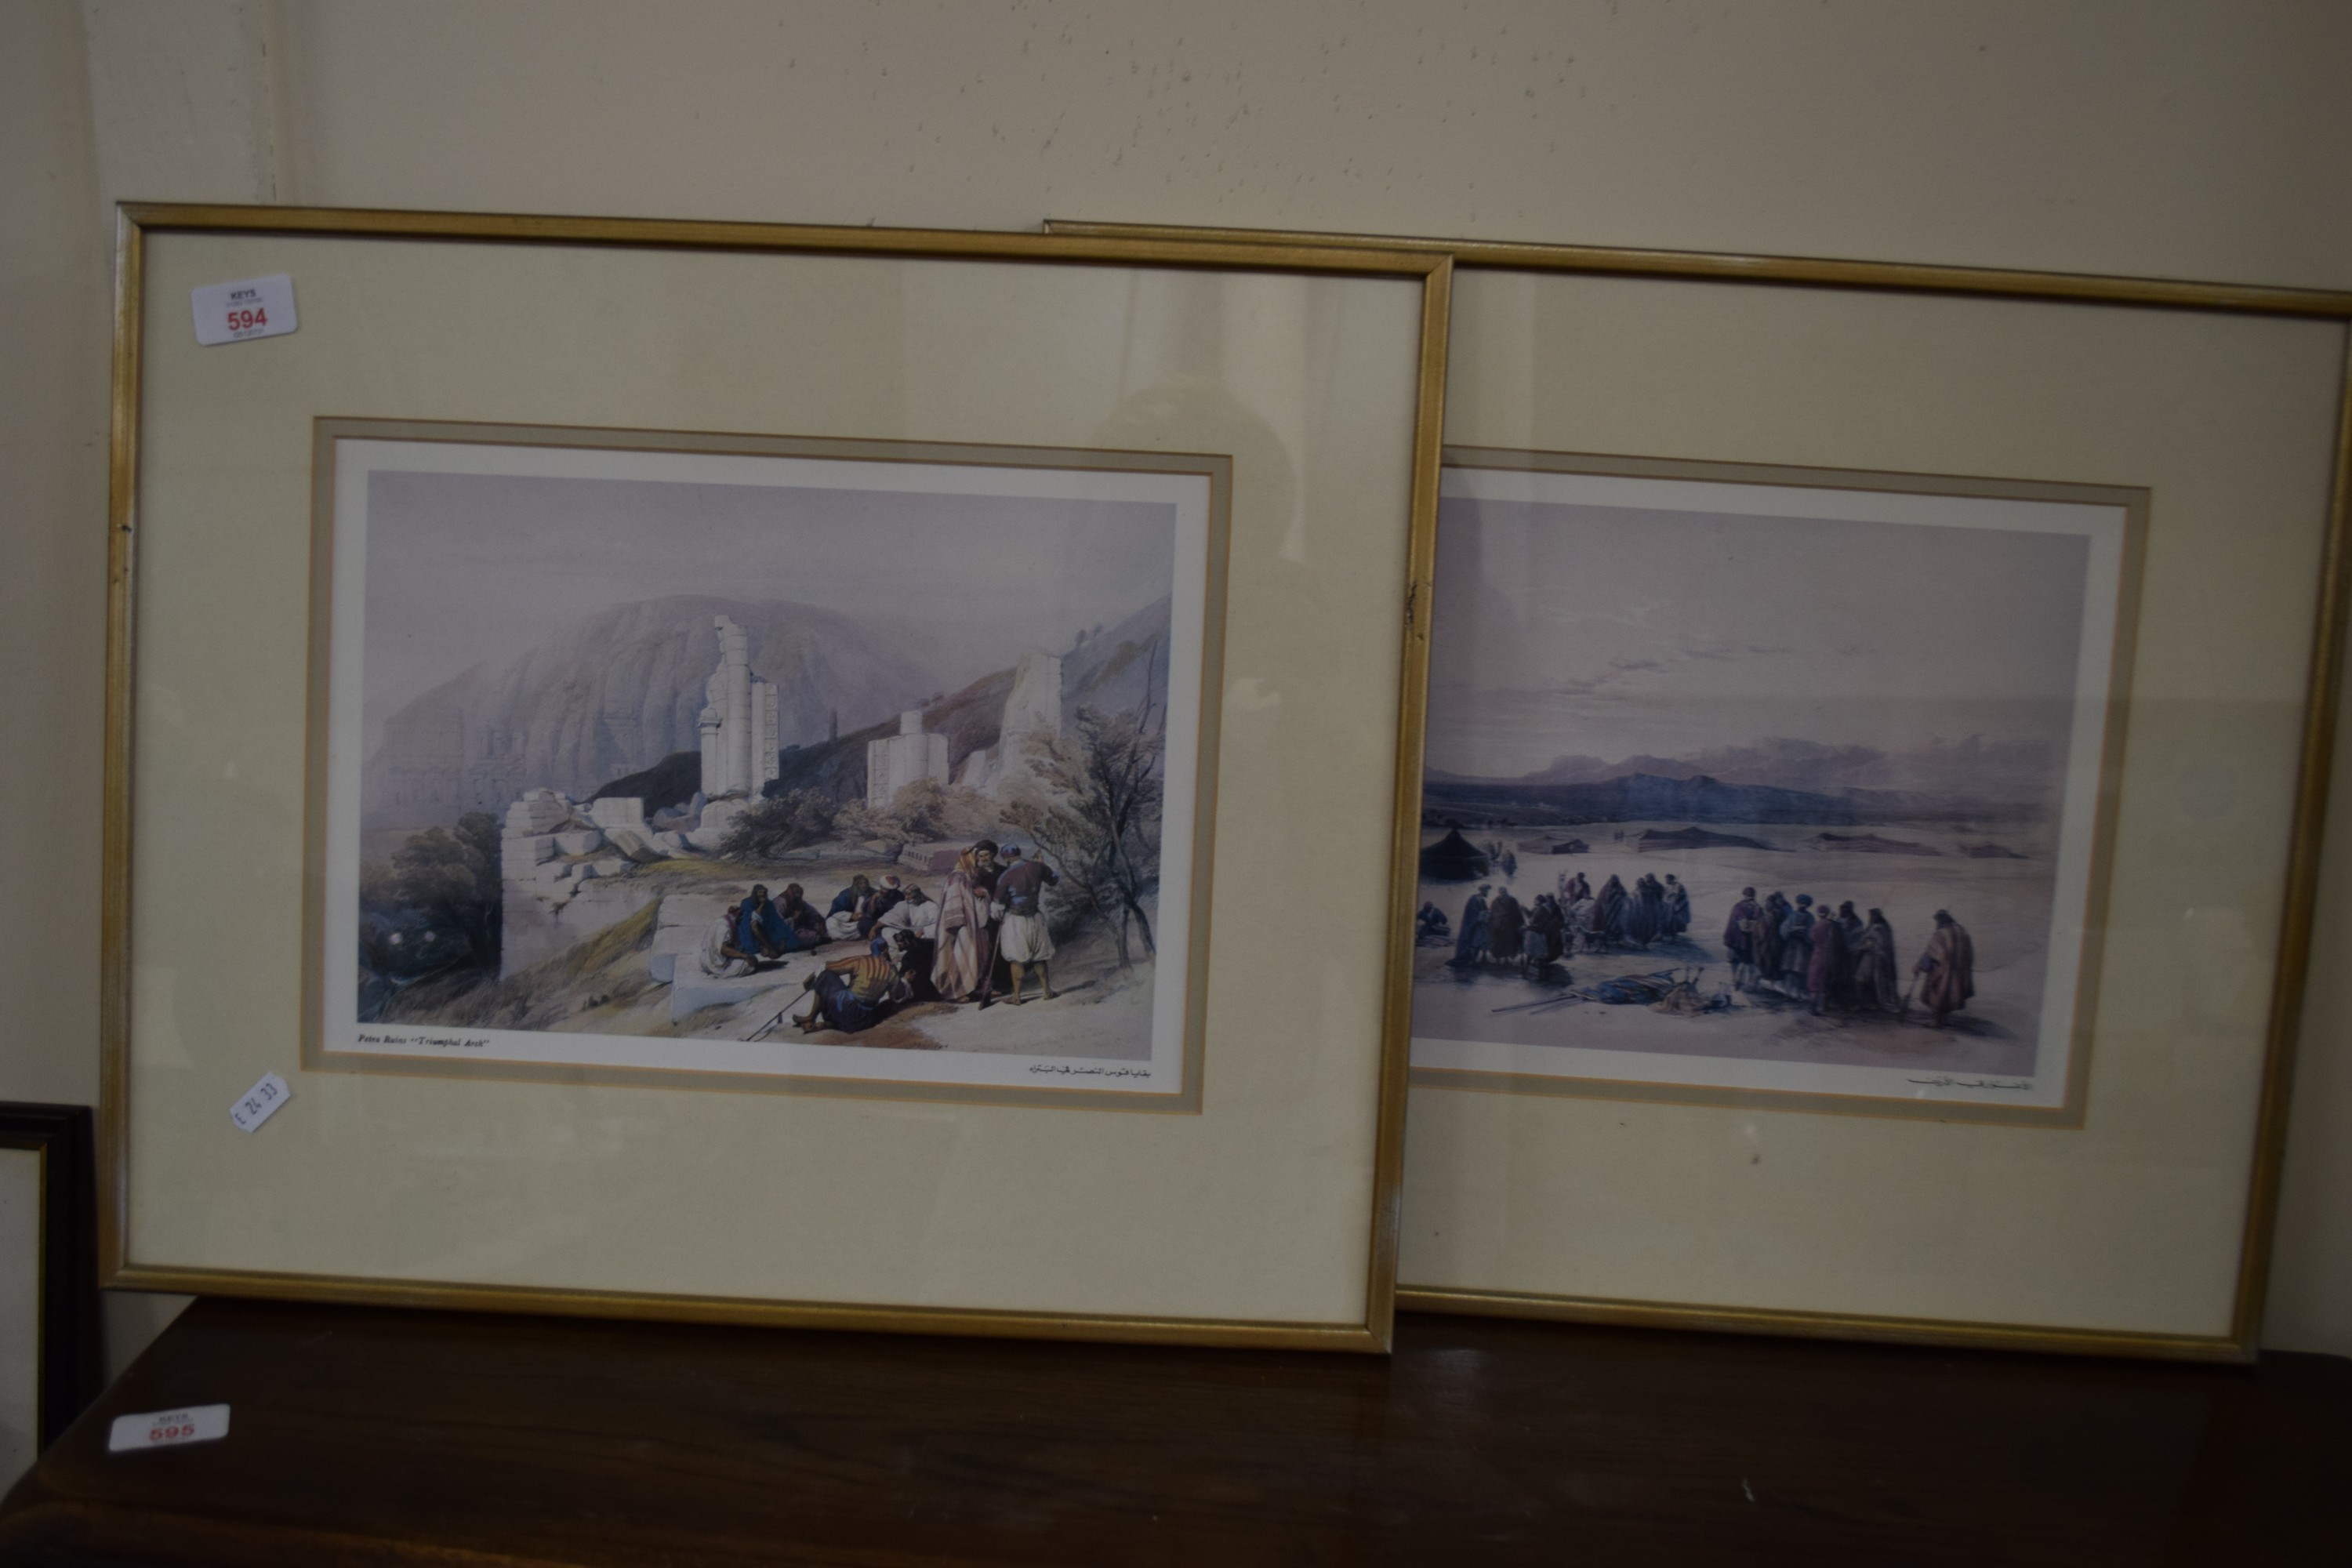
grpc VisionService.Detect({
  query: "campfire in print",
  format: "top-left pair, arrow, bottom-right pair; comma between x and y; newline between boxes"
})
1410,462 -> 2131,1112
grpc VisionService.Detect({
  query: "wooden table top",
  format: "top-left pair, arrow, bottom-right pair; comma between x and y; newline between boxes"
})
2,1295 -> 2343,1565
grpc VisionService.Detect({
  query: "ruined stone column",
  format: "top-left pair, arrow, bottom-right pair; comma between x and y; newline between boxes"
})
753,680 -> 779,791
718,615 -> 752,796
698,703 -> 724,797
993,652 -> 1065,798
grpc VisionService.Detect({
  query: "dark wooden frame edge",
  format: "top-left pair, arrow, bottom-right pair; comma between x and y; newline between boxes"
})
0,1104 -> 103,1449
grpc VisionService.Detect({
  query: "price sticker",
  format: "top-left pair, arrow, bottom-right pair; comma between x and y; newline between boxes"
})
191,274 -> 297,346
230,1071 -> 290,1134
108,1403 -> 230,1454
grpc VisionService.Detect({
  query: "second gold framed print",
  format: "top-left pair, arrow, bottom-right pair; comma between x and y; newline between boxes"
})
1051,216 -> 2352,1359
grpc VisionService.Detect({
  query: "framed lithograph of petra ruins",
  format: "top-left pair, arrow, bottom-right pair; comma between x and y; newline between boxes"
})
100,205 -> 1450,1350
310,419 -> 1224,1107
1047,216 -> 2352,1360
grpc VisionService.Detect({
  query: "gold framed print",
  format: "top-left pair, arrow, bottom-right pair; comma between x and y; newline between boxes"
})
1050,217 -> 2352,1359
103,205 -> 1450,1349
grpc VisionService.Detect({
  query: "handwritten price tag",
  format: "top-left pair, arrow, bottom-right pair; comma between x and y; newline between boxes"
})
191,274 -> 297,346
230,1072 -> 290,1134
108,1403 -> 230,1454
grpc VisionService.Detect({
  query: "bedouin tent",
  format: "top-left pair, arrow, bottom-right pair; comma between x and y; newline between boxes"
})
1418,827 -> 1490,882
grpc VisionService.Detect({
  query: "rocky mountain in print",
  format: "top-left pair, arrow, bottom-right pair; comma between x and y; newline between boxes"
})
742,591 -> 1177,810
362,594 -> 956,829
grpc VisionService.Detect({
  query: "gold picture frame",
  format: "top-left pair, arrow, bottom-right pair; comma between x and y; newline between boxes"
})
103,205 -> 1452,1351
1050,216 -> 2352,1360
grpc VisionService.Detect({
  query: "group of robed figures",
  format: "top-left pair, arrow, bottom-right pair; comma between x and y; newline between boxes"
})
1422,869 -> 1979,1029
1722,889 -> 1976,1026
1437,870 -> 1695,976
699,839 -> 1064,1039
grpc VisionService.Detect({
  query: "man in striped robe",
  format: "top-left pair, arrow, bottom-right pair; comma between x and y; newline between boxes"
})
930,840 -> 1001,1004
793,946 -> 910,1036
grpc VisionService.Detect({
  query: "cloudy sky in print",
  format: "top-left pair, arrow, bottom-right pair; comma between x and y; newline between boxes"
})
1424,497 -> 2093,784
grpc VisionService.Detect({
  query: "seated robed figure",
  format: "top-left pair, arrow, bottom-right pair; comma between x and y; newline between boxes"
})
698,883 -> 828,977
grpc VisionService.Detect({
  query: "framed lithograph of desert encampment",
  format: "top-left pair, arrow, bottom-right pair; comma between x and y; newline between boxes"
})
1410,448 -> 2143,1125
1047,216 -> 2352,1359
101,205 -> 1450,1350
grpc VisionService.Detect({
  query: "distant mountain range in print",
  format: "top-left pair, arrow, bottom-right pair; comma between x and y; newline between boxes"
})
1425,735 -> 2057,828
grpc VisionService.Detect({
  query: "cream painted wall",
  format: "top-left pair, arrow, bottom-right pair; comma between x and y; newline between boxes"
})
1,0 -> 190,1379
6,0 -> 2348,1367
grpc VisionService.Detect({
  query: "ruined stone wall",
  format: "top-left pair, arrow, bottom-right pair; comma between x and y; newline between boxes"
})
499,787 -> 683,976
